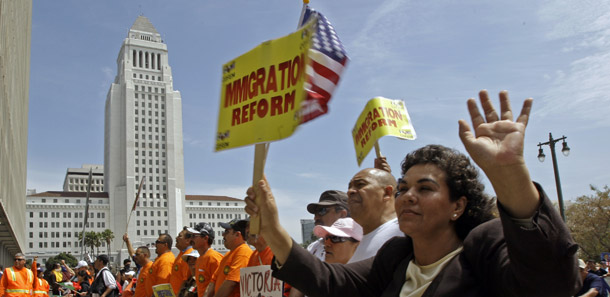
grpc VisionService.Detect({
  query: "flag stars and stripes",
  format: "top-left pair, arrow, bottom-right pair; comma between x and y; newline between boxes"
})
299,6 -> 349,123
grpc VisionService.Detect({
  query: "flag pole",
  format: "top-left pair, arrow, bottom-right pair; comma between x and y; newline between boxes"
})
80,169 -> 93,260
118,176 -> 145,259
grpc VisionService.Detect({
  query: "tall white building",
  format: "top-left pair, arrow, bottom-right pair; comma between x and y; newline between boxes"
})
105,16 -> 185,252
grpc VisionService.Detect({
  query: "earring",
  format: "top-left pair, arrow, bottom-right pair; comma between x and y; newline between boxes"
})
452,213 -> 458,219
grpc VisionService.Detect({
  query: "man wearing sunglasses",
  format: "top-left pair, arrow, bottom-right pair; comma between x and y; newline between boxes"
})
186,223 -> 222,297
150,234 -> 175,287
204,219 -> 251,297
122,234 -> 153,297
305,190 -> 349,262
169,229 -> 195,295
0,253 -> 33,297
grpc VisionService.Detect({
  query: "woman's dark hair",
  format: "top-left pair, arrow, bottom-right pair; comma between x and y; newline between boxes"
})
78,270 -> 91,281
400,144 -> 496,240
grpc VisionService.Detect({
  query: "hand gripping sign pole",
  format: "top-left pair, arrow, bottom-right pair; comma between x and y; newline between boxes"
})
250,2 -> 307,234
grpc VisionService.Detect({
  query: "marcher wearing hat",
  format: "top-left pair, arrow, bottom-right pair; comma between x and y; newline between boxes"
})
169,229 -> 195,295
186,223 -> 222,297
305,190 -> 350,262
577,259 -> 608,297
32,257 -> 50,297
204,219 -> 252,297
313,218 -> 363,264
121,271 -> 135,297
91,255 -> 117,297
177,250 -> 200,297
73,261 -> 93,285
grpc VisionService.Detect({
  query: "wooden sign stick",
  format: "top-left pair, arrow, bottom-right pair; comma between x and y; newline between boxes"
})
374,141 -> 382,158
250,142 -> 269,234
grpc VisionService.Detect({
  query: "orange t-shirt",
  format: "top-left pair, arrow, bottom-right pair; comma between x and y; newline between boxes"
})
31,261 -> 49,297
169,247 -> 193,294
212,243 -> 253,297
150,251 -> 175,286
134,261 -> 153,297
195,248 -> 223,297
246,246 -> 274,267
0,266 -> 34,297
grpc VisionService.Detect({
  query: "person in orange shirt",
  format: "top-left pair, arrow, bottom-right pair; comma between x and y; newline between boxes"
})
169,229 -> 194,295
31,257 -> 49,297
203,219 -> 252,297
0,253 -> 33,297
121,271 -> 135,297
150,233 -> 175,286
186,222 -> 222,297
244,221 -> 273,267
124,234 -> 153,297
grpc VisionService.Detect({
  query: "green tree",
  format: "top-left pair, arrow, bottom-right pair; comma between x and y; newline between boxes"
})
100,229 -> 115,255
566,185 -> 610,260
46,252 -> 78,270
79,231 -> 101,255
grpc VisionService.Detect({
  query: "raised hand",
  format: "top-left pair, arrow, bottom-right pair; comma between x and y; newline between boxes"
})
458,90 -> 532,173
245,177 -> 292,264
458,90 -> 538,218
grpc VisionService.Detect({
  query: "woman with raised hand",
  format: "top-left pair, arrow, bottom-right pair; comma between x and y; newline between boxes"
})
245,90 -> 581,296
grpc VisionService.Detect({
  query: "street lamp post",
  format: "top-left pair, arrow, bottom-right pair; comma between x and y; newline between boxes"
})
537,133 -> 570,221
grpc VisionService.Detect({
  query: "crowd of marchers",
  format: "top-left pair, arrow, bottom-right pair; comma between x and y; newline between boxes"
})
1,91 -> 605,297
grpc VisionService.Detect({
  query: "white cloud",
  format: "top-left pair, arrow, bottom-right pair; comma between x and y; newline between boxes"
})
536,0 -> 610,126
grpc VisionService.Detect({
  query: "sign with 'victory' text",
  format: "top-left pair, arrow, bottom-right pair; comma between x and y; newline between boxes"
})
215,18 -> 316,151
352,97 -> 417,165
239,265 -> 283,297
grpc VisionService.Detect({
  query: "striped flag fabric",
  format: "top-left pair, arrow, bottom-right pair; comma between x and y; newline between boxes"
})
299,6 -> 349,123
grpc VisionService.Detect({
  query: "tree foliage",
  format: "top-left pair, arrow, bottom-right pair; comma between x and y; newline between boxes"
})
45,252 -> 78,269
100,229 -> 115,256
566,185 -> 610,260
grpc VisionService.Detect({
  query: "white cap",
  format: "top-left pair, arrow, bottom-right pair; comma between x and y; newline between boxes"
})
578,259 -> 586,269
182,250 -> 200,261
313,218 -> 363,241
75,260 -> 88,269
125,271 -> 135,276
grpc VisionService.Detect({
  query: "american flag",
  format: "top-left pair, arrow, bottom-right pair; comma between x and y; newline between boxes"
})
300,6 -> 349,123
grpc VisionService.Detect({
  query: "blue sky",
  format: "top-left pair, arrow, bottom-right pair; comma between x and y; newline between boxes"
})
28,0 -> 610,241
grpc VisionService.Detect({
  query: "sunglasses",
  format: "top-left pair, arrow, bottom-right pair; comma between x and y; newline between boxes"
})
155,240 -> 166,245
324,235 -> 356,243
315,207 -> 331,216
14,258 -> 25,262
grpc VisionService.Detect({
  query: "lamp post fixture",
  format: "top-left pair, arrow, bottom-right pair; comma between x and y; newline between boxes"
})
537,133 -> 570,221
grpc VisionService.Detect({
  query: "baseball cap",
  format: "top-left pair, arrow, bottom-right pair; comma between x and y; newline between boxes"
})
186,222 -> 215,239
578,259 -> 586,269
219,218 -> 248,235
125,271 -> 135,276
313,217 -> 363,241
182,249 -> 200,261
75,260 -> 88,269
307,190 -> 348,214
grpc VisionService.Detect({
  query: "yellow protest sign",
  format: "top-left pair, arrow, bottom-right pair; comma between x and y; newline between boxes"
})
352,97 -> 417,165
215,19 -> 315,151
